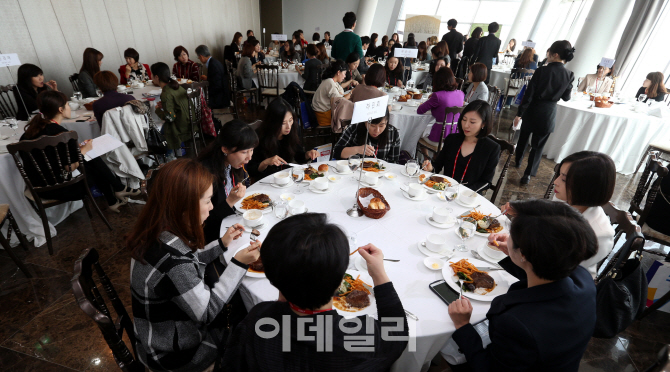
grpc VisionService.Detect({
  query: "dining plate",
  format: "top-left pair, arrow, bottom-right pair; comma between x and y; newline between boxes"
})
361,158 -> 387,174
234,246 -> 266,278
417,241 -> 454,259
420,175 -> 458,192
334,270 -> 377,319
234,193 -> 273,214
442,257 -> 511,302
425,214 -> 456,229
401,189 -> 429,201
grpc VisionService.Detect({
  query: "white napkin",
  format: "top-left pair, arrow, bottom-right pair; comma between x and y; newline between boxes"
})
648,105 -> 670,118
358,194 -> 375,208
440,320 -> 492,365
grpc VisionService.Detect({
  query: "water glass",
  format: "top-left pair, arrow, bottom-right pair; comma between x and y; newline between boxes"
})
291,166 -> 304,194
405,159 -> 419,177
638,94 -> 647,103
274,200 -> 289,219
74,91 -> 83,101
456,219 -> 476,252
2,117 -> 18,136
426,85 -> 432,94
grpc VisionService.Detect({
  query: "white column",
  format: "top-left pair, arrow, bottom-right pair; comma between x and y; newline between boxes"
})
355,0 -> 379,37
504,0 -> 544,48
527,0 -> 556,41
567,0 -> 631,79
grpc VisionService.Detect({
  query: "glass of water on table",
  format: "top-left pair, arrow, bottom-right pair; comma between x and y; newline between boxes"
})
348,154 -> 361,181
291,166 -> 304,194
457,219 -> 476,252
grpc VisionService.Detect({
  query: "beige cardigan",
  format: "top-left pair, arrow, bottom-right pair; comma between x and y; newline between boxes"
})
577,74 -> 613,94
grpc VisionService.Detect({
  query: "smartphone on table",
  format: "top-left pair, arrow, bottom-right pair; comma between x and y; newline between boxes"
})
429,279 -> 460,306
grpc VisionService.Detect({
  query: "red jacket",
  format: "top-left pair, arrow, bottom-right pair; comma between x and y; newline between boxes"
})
118,63 -> 152,85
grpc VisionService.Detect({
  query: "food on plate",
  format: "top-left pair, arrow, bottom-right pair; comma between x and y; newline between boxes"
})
449,259 -> 496,294
241,193 -> 271,210
419,174 -> 427,182
369,197 -> 386,210
334,273 -> 372,312
362,161 -> 385,172
461,209 -> 503,234
318,164 -> 329,172
249,257 -> 264,273
422,175 -> 451,190
302,166 -> 325,181
424,180 -> 436,188
398,96 -> 408,102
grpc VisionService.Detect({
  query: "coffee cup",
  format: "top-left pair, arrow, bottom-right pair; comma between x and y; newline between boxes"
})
312,177 -> 328,190
484,241 -> 506,259
408,183 -> 425,198
68,102 -> 80,111
274,171 -> 290,185
432,207 -> 453,224
392,103 -> 402,111
425,233 -> 447,253
117,85 -> 126,91
459,190 -> 478,205
336,160 -> 349,173
242,209 -> 263,227
289,199 -> 306,214
364,172 -> 380,186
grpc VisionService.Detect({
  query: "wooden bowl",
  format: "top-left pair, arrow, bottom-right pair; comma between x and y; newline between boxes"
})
356,187 -> 390,219
594,98 -> 613,108
413,93 -> 423,100
84,102 -> 94,111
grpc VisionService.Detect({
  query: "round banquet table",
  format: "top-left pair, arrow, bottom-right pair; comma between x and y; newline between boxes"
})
386,90 -> 435,158
489,67 -> 511,91
252,70 -> 304,90
411,69 -> 430,88
219,161 -> 513,372
543,99 -> 670,175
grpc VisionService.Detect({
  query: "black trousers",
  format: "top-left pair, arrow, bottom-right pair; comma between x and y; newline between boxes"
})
39,157 -> 125,205
514,125 -> 551,177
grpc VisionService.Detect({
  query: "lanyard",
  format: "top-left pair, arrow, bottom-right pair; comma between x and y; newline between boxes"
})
224,172 -> 236,197
452,146 -> 473,183
289,302 -> 332,315
466,88 -> 476,103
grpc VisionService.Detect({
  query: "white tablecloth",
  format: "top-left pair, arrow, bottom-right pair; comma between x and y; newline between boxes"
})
411,70 -> 430,88
389,102 -> 434,157
543,99 -> 670,175
489,68 -> 511,91
253,71 -> 304,90
220,161 -> 509,372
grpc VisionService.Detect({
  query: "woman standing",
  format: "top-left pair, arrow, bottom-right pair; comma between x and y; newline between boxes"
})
172,45 -> 200,82
418,67 -> 465,144
514,40 -> 575,185
227,32 -> 244,68
334,110 -> 400,164
118,48 -> 151,85
127,158 -> 260,372
636,72 -> 667,102
151,62 -> 194,156
312,60 -> 351,127
13,63 -> 58,120
78,48 -> 103,98
463,27 -> 482,62
464,63 -> 489,104
197,120 -> 257,242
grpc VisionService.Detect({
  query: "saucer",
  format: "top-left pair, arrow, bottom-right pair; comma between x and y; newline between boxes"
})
242,220 -> 267,231
270,182 -> 294,189
401,189 -> 429,201
360,180 -> 381,188
400,168 -> 422,178
425,214 -> 456,229
424,257 -> 445,270
417,241 -> 454,258
309,184 -> 331,194
455,197 -> 478,208
331,167 -> 353,175
289,207 -> 309,216
478,245 -> 505,263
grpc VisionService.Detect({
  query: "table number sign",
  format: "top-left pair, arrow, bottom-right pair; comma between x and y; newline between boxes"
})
271,34 -> 287,41
521,41 -> 536,48
351,96 -> 389,124
600,57 -> 615,69
0,54 -> 21,68
394,48 -> 419,58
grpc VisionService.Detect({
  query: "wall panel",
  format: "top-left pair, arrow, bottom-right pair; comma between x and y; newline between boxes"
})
80,0 -> 124,73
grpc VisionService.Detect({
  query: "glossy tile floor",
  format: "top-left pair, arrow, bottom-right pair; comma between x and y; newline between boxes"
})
1,111 -> 668,372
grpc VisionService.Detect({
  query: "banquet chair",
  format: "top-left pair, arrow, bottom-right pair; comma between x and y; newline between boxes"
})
7,131 -> 112,255
543,163 -> 561,199
69,73 -> 80,93
186,87 -> 205,156
140,163 -> 164,199
643,344 -> 670,372
226,60 -> 258,120
0,204 -> 32,278
455,78 -> 464,91
497,69 -> 534,138
416,106 -> 464,161
257,65 -> 283,106
635,142 -> 670,173
292,86 -> 331,144
72,247 -> 144,372
487,135 -> 515,204
598,202 -> 641,278
629,153 -> 670,252
486,85 -> 501,128
0,85 -> 19,119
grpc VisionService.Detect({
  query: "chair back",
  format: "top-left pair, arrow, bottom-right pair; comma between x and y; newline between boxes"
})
630,153 -> 669,227
72,247 -> 143,372
597,202 -> 643,281
543,163 -> 561,199
257,65 -> 280,96
486,85 -> 501,111
436,106 -> 464,156
455,78 -> 464,91
249,119 -> 263,131
458,56 -> 471,79
140,163 -> 165,198
69,73 -> 80,92
192,81 -> 209,105
487,134 -> 515,204
0,85 -> 19,119
187,87 -> 203,155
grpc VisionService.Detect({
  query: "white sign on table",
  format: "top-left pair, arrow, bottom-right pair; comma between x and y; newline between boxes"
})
271,34 -> 287,41
0,53 -> 21,67
394,48 -> 418,58
351,96 -> 389,124
313,143 -> 331,162
521,41 -> 536,48
600,57 -> 615,68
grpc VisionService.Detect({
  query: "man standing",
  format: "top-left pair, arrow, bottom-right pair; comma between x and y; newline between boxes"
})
195,45 -> 230,110
331,12 -> 365,62
441,19 -> 463,74
474,22 -> 502,84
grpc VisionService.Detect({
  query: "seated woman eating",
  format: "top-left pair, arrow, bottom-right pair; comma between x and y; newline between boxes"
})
312,60 -> 351,127
464,62 -> 489,104
151,62 -> 194,157
449,199 -> 597,371
422,100 -> 500,193
197,119 -> 257,243
342,52 -> 363,90
247,98 -> 318,179
334,109 -> 400,164
384,56 -> 405,88
418,67 -> 466,149
14,63 -> 58,121
20,91 -> 137,213
636,72 -> 667,103
577,64 -> 613,94
350,64 -> 387,102
223,213 -> 408,371
119,48 -> 151,85
127,158 -> 260,372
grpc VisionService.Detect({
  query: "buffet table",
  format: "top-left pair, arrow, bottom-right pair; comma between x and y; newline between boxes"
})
219,161 -> 512,372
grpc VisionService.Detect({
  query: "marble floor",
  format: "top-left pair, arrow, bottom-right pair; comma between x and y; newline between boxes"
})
1,111 -> 668,372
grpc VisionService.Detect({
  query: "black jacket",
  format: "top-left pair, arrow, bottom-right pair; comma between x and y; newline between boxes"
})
247,137 -> 308,179
442,29 -> 464,61
224,44 -> 240,68
14,85 -> 49,121
302,58 -> 323,91
474,34 -> 502,70
517,62 -> 574,133
463,38 -> 479,60
452,257 -> 596,372
206,57 -> 231,109
432,134 -> 500,192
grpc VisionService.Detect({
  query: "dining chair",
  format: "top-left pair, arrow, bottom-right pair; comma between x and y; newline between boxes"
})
486,84 -> 502,133
416,106 -> 464,161
69,73 -> 80,93
598,202 -> 642,278
487,134 -> 515,205
7,131 -> 112,255
629,153 -> 670,252
292,85 -> 331,144
226,60 -> 258,120
543,163 -> 561,199
455,78 -> 464,91
186,87 -> 205,156
257,65 -> 283,106
635,143 -> 670,173
0,85 -> 19,119
0,204 -> 32,278
72,247 -> 144,372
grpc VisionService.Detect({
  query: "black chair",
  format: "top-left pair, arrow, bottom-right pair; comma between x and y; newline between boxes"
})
416,106 -> 464,161
226,60 -> 258,120
487,134 -> 515,204
7,131 -> 112,255
186,87 -> 206,156
292,85 -> 331,144
0,85 -> 19,119
72,247 -> 144,372
543,163 -> 561,199
629,153 -> 670,251
598,202 -> 642,279
69,73 -> 80,93
635,144 -> 670,173
0,204 -> 32,278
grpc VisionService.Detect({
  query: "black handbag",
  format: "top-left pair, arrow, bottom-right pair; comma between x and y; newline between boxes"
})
593,232 -> 648,338
146,122 -> 168,154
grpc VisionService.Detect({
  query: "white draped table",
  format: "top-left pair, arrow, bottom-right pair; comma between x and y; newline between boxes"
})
389,102 -> 434,157
252,70 -> 304,90
489,67 -> 511,91
543,100 -> 670,175
219,161 -> 510,372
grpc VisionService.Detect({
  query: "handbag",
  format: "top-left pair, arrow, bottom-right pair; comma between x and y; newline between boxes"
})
593,232 -> 648,338
146,122 -> 168,154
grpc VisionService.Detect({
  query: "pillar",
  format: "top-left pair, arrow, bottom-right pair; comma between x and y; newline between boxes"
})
527,0 -> 555,42
355,0 -> 379,37
505,0 -> 544,50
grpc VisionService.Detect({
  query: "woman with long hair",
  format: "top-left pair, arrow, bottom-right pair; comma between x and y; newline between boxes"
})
280,40 -> 300,63
367,33 -> 379,57
312,60 -> 351,127
118,48 -> 151,85
384,56 -> 405,88
636,72 -> 668,102
197,119 -> 258,242
391,33 -> 399,44
417,41 -> 428,62
20,91 -> 137,212
514,48 -> 538,72
316,43 -> 331,66
127,158 -> 260,372
151,62 -> 194,155
171,45 -> 200,81
342,52 -> 363,89
463,27 -> 482,61
14,63 -> 58,120
78,48 -> 103,98
376,35 -> 390,58
503,38 -> 516,54
334,109 -> 400,163
248,98 -> 318,179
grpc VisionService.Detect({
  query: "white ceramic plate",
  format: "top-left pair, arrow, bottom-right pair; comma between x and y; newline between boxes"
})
234,246 -> 265,278
334,270 -> 377,319
425,214 -> 456,229
417,241 -> 454,259
401,189 -> 429,201
424,257 -> 445,270
234,193 -> 273,214
420,175 -> 458,192
308,184 -> 332,194
362,158 -> 387,174
442,257 -> 510,302
454,197 -> 479,208
270,182 -> 294,189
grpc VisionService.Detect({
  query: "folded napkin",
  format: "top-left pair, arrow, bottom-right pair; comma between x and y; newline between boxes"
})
441,320 -> 492,365
648,105 -> 670,118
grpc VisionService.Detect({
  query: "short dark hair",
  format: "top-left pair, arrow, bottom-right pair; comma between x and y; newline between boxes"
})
549,40 -> 575,62
457,100 -> 493,138
241,42 -> 255,57
247,29 -> 254,36
448,19 -> 457,28
93,70 -> 119,92
262,213 -> 349,309
433,66 -> 458,92
305,44 -> 318,58
324,59 -> 347,79
123,48 -> 140,62
364,64 -> 386,87
195,45 -> 211,57
313,32 -> 320,41
361,36 -> 370,46
488,22 -> 500,33
469,62 -> 488,83
343,12 -> 357,29
346,52 -> 360,64
509,199 -> 598,281
173,45 -> 189,61
560,151 -> 616,207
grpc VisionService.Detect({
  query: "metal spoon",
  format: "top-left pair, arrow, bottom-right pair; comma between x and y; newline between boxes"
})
471,250 -> 503,268
383,258 -> 400,262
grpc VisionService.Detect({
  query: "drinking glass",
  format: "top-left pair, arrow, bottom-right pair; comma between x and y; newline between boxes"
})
2,117 -> 18,136
291,166 -> 304,194
74,91 -> 83,101
456,219 -> 476,252
426,85 -> 432,94
405,159 -> 419,177
378,57 -> 382,63
96,88 -> 103,97
349,154 -> 361,181
638,94 -> 647,103
274,200 -> 289,219
348,232 -> 358,250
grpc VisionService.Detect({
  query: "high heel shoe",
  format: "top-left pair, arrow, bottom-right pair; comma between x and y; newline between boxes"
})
108,198 -> 128,213
115,186 -> 141,201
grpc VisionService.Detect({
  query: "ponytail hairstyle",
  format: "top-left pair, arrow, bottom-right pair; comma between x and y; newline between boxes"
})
548,40 -> 575,62
150,62 -> 179,90
24,90 -> 68,139
323,59 -> 347,80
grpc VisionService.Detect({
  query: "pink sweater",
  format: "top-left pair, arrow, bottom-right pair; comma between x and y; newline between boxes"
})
417,90 -> 465,142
